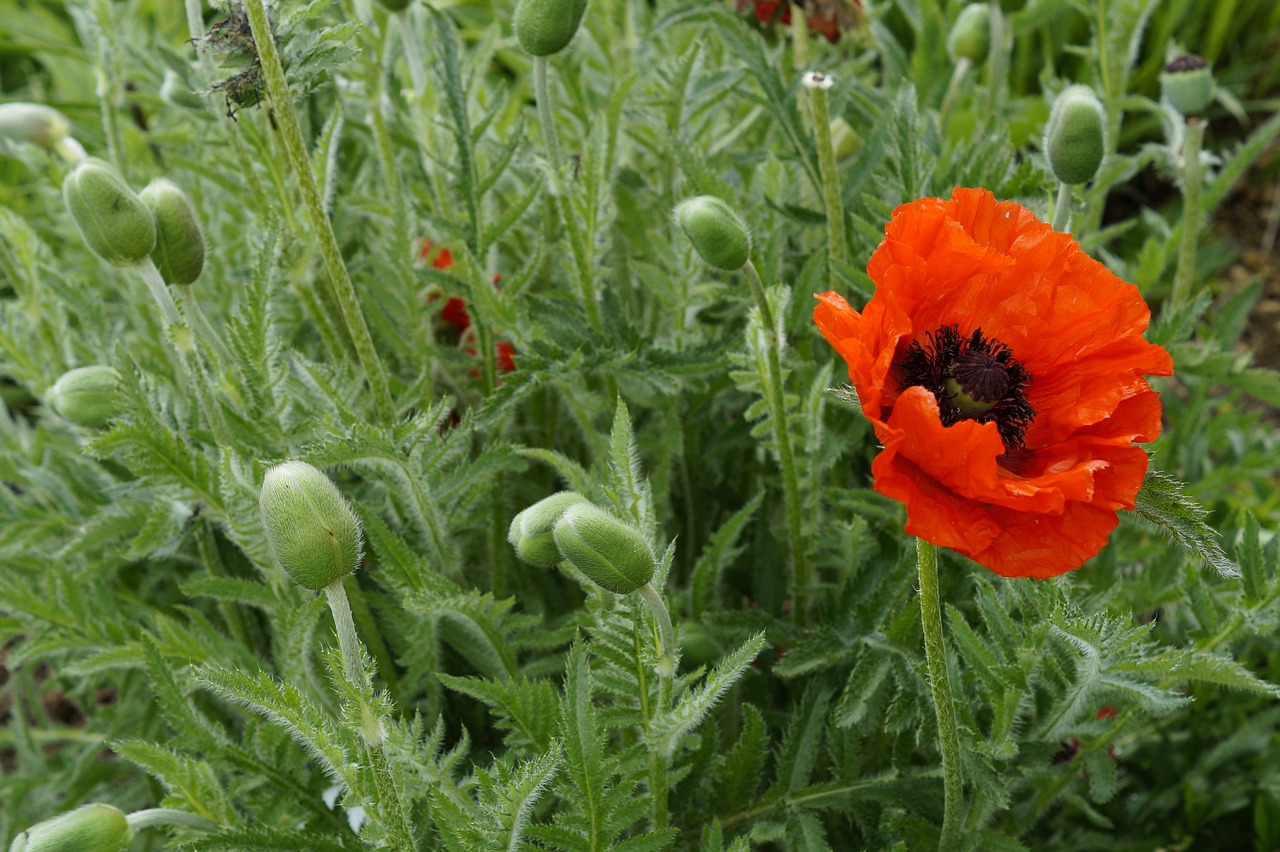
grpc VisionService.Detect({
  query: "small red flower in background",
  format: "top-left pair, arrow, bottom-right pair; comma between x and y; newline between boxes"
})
417,238 -> 517,373
814,188 -> 1173,579
735,0 -> 861,44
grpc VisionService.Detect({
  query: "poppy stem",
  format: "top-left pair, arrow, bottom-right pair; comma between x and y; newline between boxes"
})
242,0 -> 394,422
1052,181 -> 1073,234
743,261 -> 811,623
916,538 -> 964,851
804,73 -> 849,292
1171,117 -> 1205,310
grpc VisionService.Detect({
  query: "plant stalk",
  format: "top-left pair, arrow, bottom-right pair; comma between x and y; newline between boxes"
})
805,75 -> 849,291
1171,117 -> 1205,310
126,808 -> 218,833
917,538 -> 963,852
242,0 -> 394,420
1052,181 -> 1073,234
743,261 -> 811,623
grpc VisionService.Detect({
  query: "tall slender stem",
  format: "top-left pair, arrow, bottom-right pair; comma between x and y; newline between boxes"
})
984,1 -> 1006,117
135,259 -> 183,329
534,57 -> 564,194
1052,181 -> 1074,234
125,808 -> 217,833
743,261 -> 811,623
242,0 -> 394,420
804,73 -> 848,292
638,583 -> 676,830
323,580 -> 367,693
1171,117 -> 1205,310
637,583 -> 678,673
938,58 -> 971,132
917,539 -> 963,852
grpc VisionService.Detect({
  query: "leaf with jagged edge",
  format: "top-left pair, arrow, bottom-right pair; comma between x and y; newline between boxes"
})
712,703 -> 768,817
112,740 -> 236,824
604,398 -> 654,531
439,673 -> 560,753
651,632 -> 767,759
174,828 -> 360,851
435,745 -> 562,852
196,665 -> 354,787
691,491 -> 763,620
1133,468 -> 1238,578
700,819 -> 752,852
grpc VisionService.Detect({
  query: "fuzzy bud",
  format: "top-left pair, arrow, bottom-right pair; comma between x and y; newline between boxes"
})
140,178 -> 206,285
674,195 -> 751,272
8,803 -> 133,852
1161,54 -> 1213,117
259,462 -> 363,591
0,102 -> 71,149
1045,85 -> 1105,185
508,491 -> 589,567
62,158 -> 156,266
45,366 -> 123,428
947,4 -> 990,64
552,503 -> 654,595
514,0 -> 589,57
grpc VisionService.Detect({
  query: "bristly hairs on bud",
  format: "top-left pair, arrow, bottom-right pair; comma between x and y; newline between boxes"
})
674,195 -> 752,272
1045,84 -> 1106,186
259,461 -> 364,591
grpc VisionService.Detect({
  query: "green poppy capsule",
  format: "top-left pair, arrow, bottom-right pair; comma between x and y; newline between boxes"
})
1160,54 -> 1214,117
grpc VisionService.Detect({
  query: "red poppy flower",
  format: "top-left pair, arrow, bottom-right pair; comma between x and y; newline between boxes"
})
440,296 -> 471,334
814,188 -> 1173,578
496,340 -> 517,373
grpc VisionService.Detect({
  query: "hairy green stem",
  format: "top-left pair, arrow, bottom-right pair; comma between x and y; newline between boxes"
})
638,584 -> 676,831
126,808 -> 217,833
323,580 -> 366,692
242,0 -> 394,420
743,260 -> 811,623
534,57 -> 565,194
917,539 -> 964,852
638,582 -> 678,673
92,0 -> 126,178
175,285 -> 233,365
1171,117 -> 1205,310
984,1 -> 1006,117
805,75 -> 848,290
1052,181 -> 1073,234
135,258 -> 183,329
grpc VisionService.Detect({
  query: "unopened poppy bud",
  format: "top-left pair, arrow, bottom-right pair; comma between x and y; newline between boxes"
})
1161,54 -> 1213,117
62,158 -> 156,267
552,503 -> 654,595
946,4 -> 990,64
1045,85 -> 1105,185
8,803 -> 133,852
140,178 -> 205,285
0,102 -> 71,149
679,622 -> 721,669
514,0 -> 589,57
508,490 -> 589,567
829,117 -> 859,161
45,365 -> 123,428
674,195 -> 751,272
260,462 -> 363,591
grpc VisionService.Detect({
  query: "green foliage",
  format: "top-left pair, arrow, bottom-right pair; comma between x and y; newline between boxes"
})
2,0 -> 1279,850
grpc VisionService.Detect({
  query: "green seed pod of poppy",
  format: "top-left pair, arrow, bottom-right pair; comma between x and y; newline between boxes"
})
260,461 -> 363,591
552,503 -> 654,595
1045,85 -> 1105,186
0,102 -> 71,149
514,0 -> 589,57
8,803 -> 133,852
62,158 -> 156,267
946,4 -> 990,64
508,490 -> 589,567
45,366 -> 123,428
1161,54 -> 1213,117
140,178 -> 205,285
674,195 -> 751,272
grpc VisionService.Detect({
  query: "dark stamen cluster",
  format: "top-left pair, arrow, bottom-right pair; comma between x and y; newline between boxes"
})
898,325 -> 1035,449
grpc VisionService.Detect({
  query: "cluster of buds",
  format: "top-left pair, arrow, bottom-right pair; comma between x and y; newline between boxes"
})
508,492 -> 656,595
62,159 -> 205,283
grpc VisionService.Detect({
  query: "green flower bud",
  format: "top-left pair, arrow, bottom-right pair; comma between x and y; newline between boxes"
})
62,158 -> 156,267
552,503 -> 654,595
1161,54 -> 1213,117
260,461 -> 363,591
508,491 -> 589,567
674,195 -> 751,272
514,0 -> 589,57
0,102 -> 71,149
829,117 -> 859,162
946,4 -> 990,64
1045,85 -> 1105,186
140,178 -> 205,285
45,366 -> 123,428
8,803 -> 133,852
679,622 -> 721,669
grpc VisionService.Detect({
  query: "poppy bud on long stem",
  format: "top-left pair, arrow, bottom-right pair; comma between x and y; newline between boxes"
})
63,158 -> 156,267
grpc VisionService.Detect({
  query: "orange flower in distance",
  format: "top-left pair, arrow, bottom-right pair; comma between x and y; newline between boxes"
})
814,188 -> 1173,578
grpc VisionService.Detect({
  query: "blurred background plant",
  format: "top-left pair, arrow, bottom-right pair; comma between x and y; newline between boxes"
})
2,0 -> 1279,849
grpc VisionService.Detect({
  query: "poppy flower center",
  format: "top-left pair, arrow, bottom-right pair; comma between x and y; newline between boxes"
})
898,325 -> 1035,449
